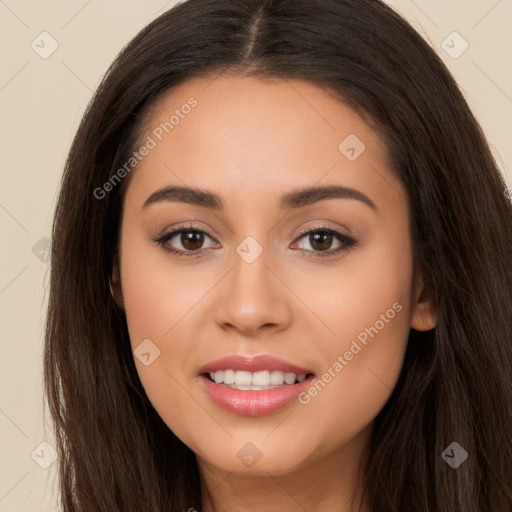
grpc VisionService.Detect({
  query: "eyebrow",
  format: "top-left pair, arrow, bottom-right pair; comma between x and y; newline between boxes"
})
142,184 -> 378,212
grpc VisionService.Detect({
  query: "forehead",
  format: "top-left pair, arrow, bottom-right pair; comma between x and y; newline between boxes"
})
124,74 -> 402,215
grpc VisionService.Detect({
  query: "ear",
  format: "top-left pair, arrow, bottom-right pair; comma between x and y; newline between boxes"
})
410,271 -> 437,331
110,256 -> 124,309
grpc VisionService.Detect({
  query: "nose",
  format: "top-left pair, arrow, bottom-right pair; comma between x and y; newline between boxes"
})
214,245 -> 292,336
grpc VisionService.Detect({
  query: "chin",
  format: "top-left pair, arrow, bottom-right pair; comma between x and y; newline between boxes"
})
195,436 -> 316,477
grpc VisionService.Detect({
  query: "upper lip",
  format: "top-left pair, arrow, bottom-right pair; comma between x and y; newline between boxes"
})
198,355 -> 314,375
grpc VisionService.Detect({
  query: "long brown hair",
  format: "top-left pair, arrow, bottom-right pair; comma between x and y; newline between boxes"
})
44,0 -> 512,510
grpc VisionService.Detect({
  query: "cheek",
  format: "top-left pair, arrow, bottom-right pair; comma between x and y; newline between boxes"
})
302,309 -> 410,454
306,219 -> 412,350
299,231 -> 413,432
119,242 -> 206,446
120,225 -> 207,343
119,229 -> 214,437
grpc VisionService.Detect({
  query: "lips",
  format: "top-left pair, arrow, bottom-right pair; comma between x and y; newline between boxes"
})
197,355 -> 316,416
198,354 -> 313,375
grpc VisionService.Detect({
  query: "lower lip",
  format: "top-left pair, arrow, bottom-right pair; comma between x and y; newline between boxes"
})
199,374 -> 315,416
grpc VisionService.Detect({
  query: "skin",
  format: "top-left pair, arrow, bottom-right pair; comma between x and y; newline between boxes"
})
112,74 -> 438,512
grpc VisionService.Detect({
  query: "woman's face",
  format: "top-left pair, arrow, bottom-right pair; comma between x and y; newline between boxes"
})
115,74 -> 436,477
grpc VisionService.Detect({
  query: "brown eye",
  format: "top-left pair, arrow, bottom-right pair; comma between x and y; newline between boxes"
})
292,226 -> 357,259
180,230 -> 205,251
308,231 -> 334,251
153,226 -> 219,258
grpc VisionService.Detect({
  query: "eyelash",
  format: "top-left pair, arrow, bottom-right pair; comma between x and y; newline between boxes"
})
152,223 -> 357,259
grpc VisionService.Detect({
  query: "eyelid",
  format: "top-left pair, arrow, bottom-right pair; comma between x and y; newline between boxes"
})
152,221 -> 219,250
291,224 -> 357,258
293,221 -> 352,239
155,221 -> 219,242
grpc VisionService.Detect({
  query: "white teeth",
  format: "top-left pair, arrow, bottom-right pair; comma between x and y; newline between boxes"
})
270,370 -> 285,385
223,369 -> 235,384
284,372 -> 296,384
252,370 -> 270,386
235,370 -> 253,386
208,369 -> 308,387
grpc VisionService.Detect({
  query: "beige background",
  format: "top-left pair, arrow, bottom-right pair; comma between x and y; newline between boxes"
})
0,1 -> 511,510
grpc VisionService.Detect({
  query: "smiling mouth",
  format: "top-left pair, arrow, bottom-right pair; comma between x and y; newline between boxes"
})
203,369 -> 316,390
